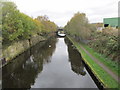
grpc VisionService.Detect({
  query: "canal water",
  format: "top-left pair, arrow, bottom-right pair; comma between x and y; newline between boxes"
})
2,37 -> 97,88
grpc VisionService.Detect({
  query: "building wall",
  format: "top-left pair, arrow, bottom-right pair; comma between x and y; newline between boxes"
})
103,17 -> 119,27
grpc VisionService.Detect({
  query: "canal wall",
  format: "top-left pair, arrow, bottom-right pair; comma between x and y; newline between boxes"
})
1,35 -> 46,67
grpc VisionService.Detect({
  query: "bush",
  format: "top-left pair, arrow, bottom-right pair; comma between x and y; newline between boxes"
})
88,28 -> 119,62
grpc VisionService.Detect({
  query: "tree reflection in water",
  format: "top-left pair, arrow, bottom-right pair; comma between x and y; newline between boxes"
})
2,37 -> 58,88
64,37 -> 86,76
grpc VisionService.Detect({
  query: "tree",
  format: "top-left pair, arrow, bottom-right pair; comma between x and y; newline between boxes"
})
2,1 -> 57,44
36,15 -> 49,21
36,15 -> 57,34
2,1 -> 37,42
64,12 -> 95,41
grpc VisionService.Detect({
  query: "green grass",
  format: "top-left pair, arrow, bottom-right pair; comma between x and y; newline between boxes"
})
68,36 -> 119,88
80,43 -> 120,77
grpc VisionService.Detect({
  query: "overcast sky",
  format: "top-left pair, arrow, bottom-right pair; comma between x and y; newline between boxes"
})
9,0 -> 119,27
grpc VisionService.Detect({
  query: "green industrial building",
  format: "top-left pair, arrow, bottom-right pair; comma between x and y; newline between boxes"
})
103,17 -> 120,28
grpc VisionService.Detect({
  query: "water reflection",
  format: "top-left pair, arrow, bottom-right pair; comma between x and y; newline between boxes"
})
65,38 -> 86,76
2,37 -> 97,88
2,37 -> 57,88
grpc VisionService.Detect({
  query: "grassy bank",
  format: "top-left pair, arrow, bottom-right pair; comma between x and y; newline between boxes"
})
68,36 -> 119,88
81,43 -> 120,77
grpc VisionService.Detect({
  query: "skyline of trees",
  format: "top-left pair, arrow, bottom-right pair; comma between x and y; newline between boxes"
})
1,1 -> 57,44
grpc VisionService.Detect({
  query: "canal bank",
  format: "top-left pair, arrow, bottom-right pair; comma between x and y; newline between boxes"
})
1,35 -> 47,67
67,36 -> 119,89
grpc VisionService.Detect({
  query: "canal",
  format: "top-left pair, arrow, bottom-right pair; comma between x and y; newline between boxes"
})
2,37 -> 97,88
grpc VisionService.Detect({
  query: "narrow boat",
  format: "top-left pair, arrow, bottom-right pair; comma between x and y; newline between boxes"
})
57,31 -> 66,37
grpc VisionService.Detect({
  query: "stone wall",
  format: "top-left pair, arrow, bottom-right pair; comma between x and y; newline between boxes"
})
1,35 -> 46,67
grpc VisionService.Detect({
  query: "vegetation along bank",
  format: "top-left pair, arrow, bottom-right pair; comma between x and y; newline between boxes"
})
1,1 -> 57,67
64,12 -> 119,88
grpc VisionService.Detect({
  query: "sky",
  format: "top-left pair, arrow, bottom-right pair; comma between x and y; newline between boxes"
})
9,0 -> 119,27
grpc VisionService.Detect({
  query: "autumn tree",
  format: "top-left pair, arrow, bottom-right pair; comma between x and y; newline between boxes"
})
2,1 -> 57,44
36,15 -> 57,34
64,12 -> 95,41
2,2 -> 39,42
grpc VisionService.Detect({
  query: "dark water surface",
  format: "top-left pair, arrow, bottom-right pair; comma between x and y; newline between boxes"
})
2,37 -> 97,88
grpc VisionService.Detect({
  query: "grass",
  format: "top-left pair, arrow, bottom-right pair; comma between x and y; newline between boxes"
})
80,43 -> 120,77
68,36 -> 119,88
